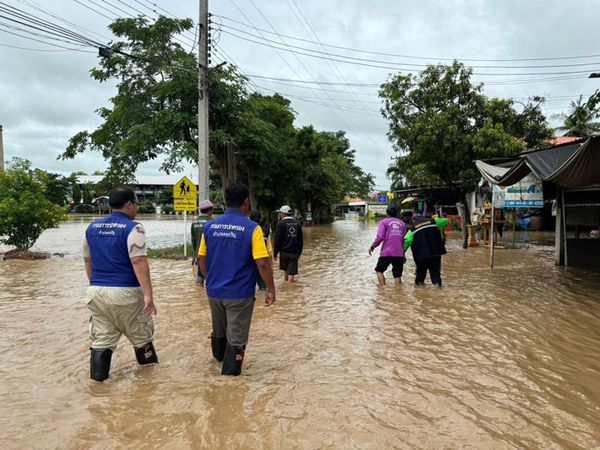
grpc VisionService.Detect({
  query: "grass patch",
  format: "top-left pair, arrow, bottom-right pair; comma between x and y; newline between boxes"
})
3,249 -> 50,260
147,244 -> 194,260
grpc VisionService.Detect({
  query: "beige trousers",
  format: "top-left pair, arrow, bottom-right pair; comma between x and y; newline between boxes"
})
86,286 -> 154,351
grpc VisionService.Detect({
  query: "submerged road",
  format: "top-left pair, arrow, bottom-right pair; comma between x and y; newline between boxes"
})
1,218 -> 599,448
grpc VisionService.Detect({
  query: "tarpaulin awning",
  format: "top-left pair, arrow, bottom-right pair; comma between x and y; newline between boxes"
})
475,136 -> 600,189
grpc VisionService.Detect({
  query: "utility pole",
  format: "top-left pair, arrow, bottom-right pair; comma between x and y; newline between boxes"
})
0,124 -> 4,171
197,0 -> 210,203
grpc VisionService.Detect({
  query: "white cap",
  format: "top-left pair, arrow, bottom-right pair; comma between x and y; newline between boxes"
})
277,205 -> 292,214
199,199 -> 214,210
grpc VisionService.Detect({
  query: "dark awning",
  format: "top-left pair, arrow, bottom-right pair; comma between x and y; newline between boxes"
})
475,136 -> 600,189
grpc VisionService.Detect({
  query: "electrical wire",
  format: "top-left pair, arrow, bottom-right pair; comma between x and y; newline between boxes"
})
245,0 -> 386,150
214,14 -> 600,63
0,2 -> 104,47
0,41 -> 94,52
220,28 -> 599,77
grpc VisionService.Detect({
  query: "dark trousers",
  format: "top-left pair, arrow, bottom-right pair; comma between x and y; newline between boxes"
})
415,256 -> 442,286
208,297 -> 255,347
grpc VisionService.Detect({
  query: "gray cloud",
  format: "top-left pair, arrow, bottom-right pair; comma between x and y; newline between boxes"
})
1,0 -> 598,191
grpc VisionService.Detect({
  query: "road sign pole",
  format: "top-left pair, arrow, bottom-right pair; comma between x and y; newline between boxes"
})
184,211 -> 187,257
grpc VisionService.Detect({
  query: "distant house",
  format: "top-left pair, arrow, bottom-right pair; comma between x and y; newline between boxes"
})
546,136 -> 585,146
76,175 -> 199,205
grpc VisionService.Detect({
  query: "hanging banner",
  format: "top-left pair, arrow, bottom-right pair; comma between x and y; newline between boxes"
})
503,174 -> 544,208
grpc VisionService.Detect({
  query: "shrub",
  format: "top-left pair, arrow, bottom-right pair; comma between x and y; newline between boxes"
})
139,202 -> 155,214
0,158 -> 68,250
71,204 -> 95,214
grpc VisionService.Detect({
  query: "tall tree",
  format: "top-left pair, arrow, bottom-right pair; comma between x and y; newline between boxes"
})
380,61 -> 552,246
555,93 -> 600,137
61,17 -> 198,179
61,17 -> 373,222
287,127 -> 374,223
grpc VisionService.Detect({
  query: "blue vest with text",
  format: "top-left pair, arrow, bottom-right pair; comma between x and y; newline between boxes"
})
86,212 -> 140,287
204,209 -> 258,299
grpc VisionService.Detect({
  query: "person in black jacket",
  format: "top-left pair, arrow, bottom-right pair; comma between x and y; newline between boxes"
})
273,205 -> 303,282
403,210 -> 449,287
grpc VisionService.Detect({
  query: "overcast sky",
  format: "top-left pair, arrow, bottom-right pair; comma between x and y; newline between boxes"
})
1,0 -> 599,190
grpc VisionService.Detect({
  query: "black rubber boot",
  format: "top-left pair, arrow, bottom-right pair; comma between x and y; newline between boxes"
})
90,348 -> 112,382
221,344 -> 245,376
211,333 -> 227,362
134,342 -> 158,365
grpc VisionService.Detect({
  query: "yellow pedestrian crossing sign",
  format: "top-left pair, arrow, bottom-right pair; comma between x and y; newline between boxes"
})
173,176 -> 197,212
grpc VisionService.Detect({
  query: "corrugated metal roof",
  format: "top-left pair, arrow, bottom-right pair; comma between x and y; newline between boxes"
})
546,136 -> 585,146
476,136 -> 600,189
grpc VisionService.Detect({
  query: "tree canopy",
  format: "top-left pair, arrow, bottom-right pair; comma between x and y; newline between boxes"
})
61,16 -> 373,223
379,61 -> 552,222
555,92 -> 600,137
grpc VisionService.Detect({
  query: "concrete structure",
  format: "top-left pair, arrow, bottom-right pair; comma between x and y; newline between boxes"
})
76,174 -> 199,205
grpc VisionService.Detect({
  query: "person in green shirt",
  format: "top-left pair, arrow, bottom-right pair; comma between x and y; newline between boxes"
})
191,199 -> 214,286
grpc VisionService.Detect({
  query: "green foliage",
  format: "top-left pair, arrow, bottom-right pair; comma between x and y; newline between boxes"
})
380,61 -> 552,221
161,204 -> 174,214
147,244 -> 187,259
0,158 -> 68,250
61,16 -> 198,178
40,172 -> 73,206
61,17 -> 373,224
71,204 -> 95,214
139,202 -> 155,214
555,92 -> 600,137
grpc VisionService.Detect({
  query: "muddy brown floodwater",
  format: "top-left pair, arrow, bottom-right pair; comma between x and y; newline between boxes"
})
1,218 -> 600,449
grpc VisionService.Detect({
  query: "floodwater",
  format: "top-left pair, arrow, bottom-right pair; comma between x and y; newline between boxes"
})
1,217 -> 600,449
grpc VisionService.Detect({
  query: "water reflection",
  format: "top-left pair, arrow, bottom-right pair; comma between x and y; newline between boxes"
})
0,219 -> 599,448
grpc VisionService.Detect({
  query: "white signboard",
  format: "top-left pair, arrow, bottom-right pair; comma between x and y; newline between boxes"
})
503,174 -> 544,208
369,204 -> 388,215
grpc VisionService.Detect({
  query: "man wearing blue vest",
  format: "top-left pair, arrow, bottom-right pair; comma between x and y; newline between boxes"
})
83,186 -> 158,382
198,182 -> 276,376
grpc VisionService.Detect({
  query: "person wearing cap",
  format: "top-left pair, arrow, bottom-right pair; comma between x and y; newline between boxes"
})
403,207 -> 449,287
273,205 -> 303,282
368,205 -> 408,286
82,186 -> 158,382
191,199 -> 214,286
198,182 -> 276,376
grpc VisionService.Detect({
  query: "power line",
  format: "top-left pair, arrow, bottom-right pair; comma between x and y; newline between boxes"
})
220,28 -> 600,77
219,22 -> 600,70
0,2 -> 104,47
285,0 -> 381,129
74,0 -> 115,21
0,41 -> 94,52
77,0 -> 197,51
16,0 -> 112,42
0,21 -> 92,46
227,0 -> 354,126
245,0 -> 386,150
0,27 -> 95,51
214,14 -> 600,63
244,74 -> 380,87
116,0 -> 197,46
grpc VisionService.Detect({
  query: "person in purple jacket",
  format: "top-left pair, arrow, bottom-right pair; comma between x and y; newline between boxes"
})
368,205 -> 408,286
